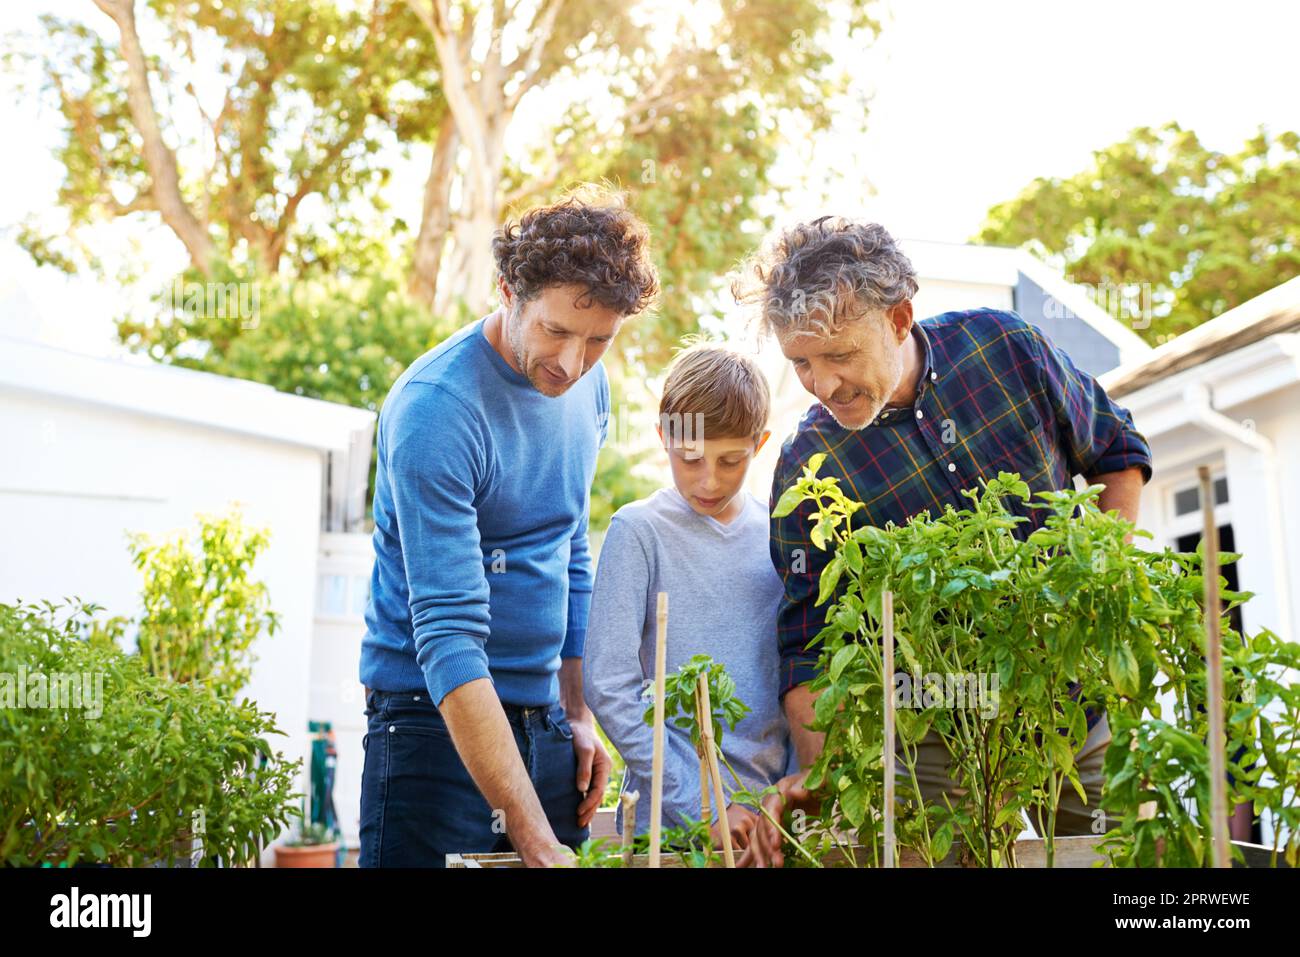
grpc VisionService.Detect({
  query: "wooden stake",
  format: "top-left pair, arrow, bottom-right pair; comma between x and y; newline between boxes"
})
883,589 -> 896,869
695,679 -> 711,825
697,673 -> 736,867
649,592 -> 668,868
621,790 -> 639,868
1198,467 -> 1231,869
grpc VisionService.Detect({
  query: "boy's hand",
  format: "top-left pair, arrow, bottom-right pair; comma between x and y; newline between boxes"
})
568,713 -> 612,828
712,803 -> 758,864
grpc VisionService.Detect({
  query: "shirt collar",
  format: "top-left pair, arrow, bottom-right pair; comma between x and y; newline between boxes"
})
869,321 -> 938,427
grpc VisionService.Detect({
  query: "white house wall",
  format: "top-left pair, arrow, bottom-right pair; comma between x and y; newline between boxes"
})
312,531 -> 375,848
1125,382 -> 1300,848
0,388 -> 324,864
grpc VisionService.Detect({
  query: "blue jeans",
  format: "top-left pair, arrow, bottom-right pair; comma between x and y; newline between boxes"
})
358,688 -> 588,867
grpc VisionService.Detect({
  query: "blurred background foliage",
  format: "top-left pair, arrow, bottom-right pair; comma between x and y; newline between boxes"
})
976,122 -> 1300,345
11,0 -> 883,526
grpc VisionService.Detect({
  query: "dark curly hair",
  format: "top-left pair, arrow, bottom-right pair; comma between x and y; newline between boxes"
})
492,186 -> 660,316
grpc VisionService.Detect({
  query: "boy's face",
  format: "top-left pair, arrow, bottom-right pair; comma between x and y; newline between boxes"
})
657,428 -> 772,522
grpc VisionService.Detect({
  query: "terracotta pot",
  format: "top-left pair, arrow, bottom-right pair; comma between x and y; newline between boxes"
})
274,841 -> 339,868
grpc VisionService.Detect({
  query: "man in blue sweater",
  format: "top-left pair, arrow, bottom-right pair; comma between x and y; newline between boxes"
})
358,191 -> 659,867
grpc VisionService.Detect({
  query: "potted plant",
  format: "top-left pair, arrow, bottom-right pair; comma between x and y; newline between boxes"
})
274,821 -> 339,868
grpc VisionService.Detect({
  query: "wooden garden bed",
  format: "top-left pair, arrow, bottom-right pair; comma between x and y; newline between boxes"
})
446,835 -> 1287,868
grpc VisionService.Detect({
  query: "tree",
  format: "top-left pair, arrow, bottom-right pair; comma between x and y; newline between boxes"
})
13,0 -> 886,527
116,270 -> 455,413
14,0 -> 882,368
404,1 -> 882,324
975,123 -> 1300,343
16,0 -> 436,278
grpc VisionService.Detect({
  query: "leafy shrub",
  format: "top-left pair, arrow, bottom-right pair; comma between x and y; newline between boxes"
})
0,600 -> 300,867
773,455 -> 1299,867
129,508 -> 278,699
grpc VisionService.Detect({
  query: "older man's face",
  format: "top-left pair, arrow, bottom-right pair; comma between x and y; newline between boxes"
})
778,300 -> 913,430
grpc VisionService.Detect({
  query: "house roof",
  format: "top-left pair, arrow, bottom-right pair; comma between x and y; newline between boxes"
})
1100,276 -> 1300,398
900,239 -> 1155,362
0,335 -> 376,453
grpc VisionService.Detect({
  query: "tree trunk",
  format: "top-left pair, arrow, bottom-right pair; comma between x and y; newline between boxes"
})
435,121 -> 505,318
409,121 -> 459,307
93,0 -> 215,276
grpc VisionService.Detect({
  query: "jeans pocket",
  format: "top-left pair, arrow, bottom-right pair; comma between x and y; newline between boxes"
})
549,706 -> 574,741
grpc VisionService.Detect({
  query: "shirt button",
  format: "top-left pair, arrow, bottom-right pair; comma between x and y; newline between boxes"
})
930,372 -> 938,381
915,410 -> 924,419
388,725 -> 396,732
947,463 -> 956,472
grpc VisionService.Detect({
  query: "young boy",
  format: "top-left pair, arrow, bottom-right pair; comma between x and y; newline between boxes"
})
583,343 -> 792,860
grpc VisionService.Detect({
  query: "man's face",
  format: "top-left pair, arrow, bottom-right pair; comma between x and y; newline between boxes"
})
777,300 -> 913,430
503,282 -> 624,397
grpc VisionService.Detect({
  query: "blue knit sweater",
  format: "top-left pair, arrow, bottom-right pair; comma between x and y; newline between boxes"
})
359,316 -> 609,706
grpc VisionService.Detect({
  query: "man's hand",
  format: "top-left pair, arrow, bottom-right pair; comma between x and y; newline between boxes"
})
524,843 -> 578,868
749,771 -> 820,868
712,804 -> 759,865
438,679 -> 563,867
568,712 -> 612,828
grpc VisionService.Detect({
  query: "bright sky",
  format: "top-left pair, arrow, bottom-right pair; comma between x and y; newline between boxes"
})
3,0 -> 1298,352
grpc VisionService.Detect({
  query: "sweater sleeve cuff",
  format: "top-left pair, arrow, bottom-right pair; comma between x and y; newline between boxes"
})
423,644 -> 493,706
562,589 -> 591,659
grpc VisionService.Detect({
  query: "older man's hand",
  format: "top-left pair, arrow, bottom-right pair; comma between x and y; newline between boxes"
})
748,771 -> 820,868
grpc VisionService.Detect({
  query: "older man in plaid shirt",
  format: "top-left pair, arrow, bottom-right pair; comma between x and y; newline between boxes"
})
736,218 -> 1153,866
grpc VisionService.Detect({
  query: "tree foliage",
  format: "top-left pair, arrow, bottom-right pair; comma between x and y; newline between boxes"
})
976,123 -> 1300,343
13,0 -> 883,369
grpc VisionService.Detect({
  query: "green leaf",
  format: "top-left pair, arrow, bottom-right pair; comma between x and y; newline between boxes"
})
829,643 -> 858,683
910,565 -> 936,593
1042,732 -> 1075,772
893,632 -> 922,675
994,801 -> 1023,828
817,555 -> 845,606
840,782 -> 868,829
939,578 -> 969,600
1260,720 -> 1282,777
930,822 -> 954,861
772,484 -> 807,519
1108,641 -> 1140,697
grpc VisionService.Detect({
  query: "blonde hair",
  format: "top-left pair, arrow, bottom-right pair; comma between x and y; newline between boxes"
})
658,341 -> 770,445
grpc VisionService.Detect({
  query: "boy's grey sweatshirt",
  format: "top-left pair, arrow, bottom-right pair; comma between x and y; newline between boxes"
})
583,485 -> 794,835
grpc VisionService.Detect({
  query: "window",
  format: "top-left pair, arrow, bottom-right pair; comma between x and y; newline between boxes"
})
317,575 -> 349,616
316,574 -> 371,618
1172,476 -> 1228,517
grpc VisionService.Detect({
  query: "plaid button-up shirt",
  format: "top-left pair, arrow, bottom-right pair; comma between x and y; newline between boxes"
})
768,309 -> 1153,726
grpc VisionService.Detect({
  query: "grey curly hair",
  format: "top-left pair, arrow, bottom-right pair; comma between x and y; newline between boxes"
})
733,217 -> 918,338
